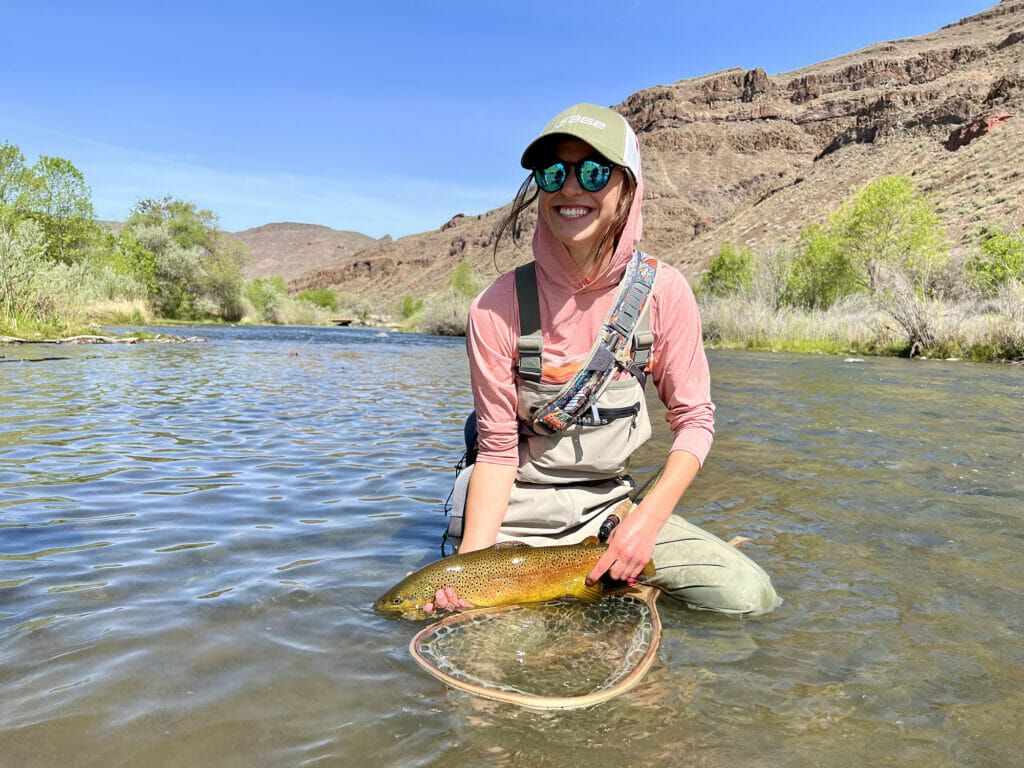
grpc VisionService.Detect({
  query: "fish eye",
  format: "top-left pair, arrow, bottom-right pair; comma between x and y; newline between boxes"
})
392,597 -> 402,604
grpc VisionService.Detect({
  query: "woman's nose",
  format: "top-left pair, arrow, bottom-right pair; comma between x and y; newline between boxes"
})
560,166 -> 583,195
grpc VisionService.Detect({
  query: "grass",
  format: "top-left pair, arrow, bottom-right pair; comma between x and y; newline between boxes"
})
698,287 -> 1024,363
1,314 -> 103,340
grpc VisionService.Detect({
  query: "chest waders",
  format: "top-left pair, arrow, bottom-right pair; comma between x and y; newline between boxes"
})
444,251 -> 659,552
441,255 -> 783,615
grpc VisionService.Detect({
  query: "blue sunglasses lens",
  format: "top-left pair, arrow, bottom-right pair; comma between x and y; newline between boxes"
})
533,160 -> 612,192
534,163 -> 567,192
578,160 -> 611,191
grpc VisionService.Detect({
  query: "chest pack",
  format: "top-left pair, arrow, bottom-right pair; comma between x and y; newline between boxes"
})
515,249 -> 659,435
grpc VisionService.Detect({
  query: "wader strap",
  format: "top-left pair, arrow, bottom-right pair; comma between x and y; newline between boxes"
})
630,328 -> 654,386
515,262 -> 543,382
520,250 -> 659,435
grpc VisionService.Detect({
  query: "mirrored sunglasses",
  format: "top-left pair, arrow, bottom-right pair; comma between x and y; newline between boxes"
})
533,159 -> 613,193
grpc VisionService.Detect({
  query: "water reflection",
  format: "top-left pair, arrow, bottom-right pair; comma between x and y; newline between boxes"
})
1,328 -> 1022,766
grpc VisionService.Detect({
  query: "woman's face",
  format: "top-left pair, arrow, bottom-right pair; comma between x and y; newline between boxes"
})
537,139 -> 626,269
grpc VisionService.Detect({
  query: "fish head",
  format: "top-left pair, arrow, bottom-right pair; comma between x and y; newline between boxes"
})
373,578 -> 433,619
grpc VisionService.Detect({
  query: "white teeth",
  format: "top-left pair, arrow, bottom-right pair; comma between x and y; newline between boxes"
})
559,207 -> 590,218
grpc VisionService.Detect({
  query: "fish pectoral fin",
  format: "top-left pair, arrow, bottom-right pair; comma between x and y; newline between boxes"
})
582,536 -> 601,544
576,582 -> 604,601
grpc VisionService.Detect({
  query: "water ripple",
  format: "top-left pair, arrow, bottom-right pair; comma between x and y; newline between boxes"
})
2,334 -> 1022,766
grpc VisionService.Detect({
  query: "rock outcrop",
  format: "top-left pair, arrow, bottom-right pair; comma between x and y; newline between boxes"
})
289,0 -> 1024,304
945,112 -> 1014,149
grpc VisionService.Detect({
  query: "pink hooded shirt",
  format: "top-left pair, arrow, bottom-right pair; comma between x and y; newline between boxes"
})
466,141 -> 715,467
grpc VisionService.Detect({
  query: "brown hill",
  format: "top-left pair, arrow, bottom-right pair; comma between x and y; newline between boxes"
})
290,0 -> 1024,305
229,222 -> 382,283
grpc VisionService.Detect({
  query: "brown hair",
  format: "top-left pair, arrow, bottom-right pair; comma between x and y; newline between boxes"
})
492,168 -> 637,269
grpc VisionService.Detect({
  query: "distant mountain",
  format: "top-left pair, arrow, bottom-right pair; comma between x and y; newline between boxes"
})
226,222 -> 383,283
289,0 -> 1024,306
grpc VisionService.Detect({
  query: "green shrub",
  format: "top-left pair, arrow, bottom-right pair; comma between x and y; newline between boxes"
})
419,287 -> 472,336
785,221 -> 860,309
244,278 -> 285,322
336,292 -> 373,322
123,196 -> 249,320
696,242 -> 754,298
0,219 -> 48,322
397,295 -> 424,319
966,222 -> 1024,297
784,176 -> 948,309
449,260 -> 487,299
295,287 -> 339,312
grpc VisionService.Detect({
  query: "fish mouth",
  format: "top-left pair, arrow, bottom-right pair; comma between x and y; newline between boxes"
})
374,595 -> 426,620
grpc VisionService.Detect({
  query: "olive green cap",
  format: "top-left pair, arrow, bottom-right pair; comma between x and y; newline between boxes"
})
520,103 -> 640,176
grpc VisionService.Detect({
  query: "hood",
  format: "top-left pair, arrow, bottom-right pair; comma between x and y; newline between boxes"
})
531,131 -> 645,297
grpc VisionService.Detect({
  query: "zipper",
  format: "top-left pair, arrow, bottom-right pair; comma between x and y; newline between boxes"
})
577,402 -> 641,427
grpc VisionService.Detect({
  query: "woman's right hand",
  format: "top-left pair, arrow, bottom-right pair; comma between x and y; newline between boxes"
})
424,587 -> 472,615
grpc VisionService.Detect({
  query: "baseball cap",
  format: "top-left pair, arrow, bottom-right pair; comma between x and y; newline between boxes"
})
520,103 -> 640,177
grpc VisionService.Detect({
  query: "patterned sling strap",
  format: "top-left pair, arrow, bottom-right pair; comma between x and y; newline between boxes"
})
515,249 -> 659,436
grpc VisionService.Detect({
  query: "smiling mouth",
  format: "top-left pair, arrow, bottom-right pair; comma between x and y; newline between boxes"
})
558,206 -> 592,219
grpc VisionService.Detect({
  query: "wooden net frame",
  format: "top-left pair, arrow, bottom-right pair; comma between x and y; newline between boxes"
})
409,584 -> 661,710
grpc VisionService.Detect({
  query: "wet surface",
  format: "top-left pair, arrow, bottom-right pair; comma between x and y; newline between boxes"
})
2,327 -> 1021,766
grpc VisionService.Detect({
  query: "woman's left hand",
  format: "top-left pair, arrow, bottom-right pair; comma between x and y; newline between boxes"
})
585,500 -> 661,585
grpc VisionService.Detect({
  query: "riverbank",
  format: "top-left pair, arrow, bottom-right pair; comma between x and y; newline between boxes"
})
697,291 -> 1024,364
7,287 -> 1023,365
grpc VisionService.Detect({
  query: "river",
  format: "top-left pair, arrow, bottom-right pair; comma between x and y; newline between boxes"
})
1,325 -> 1021,767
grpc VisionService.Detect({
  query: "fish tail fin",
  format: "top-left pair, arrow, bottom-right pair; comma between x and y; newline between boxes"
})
640,559 -> 656,578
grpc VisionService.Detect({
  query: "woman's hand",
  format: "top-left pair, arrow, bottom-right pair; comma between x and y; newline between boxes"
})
424,587 -> 472,615
586,500 -> 661,584
586,450 -> 702,585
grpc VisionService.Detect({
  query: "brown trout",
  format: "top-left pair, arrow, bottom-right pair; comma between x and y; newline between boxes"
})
374,540 -> 654,619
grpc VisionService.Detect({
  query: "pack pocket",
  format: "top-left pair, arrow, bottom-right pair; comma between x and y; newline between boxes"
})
574,403 -> 641,428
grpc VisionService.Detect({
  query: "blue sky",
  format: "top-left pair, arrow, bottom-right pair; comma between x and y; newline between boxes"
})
2,0 -> 994,238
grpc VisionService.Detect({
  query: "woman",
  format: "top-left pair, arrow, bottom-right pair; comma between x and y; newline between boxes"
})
435,103 -> 779,615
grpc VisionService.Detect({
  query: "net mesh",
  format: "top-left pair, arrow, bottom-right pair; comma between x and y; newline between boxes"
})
411,593 -> 658,704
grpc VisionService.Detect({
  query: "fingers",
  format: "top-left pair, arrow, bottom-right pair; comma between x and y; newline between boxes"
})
425,587 -> 471,614
587,549 -> 646,585
586,550 -> 615,585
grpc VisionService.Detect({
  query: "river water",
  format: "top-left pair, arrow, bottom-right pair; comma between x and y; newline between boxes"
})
1,325 -> 1021,767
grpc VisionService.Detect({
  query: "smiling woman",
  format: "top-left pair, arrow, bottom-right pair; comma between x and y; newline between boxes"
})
422,102 -> 781,617
534,141 -> 631,273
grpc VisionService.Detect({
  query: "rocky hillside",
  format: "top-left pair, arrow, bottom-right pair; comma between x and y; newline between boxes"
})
290,0 -> 1024,305
228,222 -> 382,283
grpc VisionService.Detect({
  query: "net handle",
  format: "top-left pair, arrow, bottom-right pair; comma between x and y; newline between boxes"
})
409,584 -> 662,710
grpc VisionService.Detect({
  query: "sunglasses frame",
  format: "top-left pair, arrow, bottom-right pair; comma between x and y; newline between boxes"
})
532,159 -> 614,193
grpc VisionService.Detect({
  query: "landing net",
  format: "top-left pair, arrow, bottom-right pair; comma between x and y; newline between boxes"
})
409,586 -> 661,709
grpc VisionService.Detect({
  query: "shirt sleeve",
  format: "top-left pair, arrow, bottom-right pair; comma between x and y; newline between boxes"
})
465,274 -> 521,466
648,265 -> 716,465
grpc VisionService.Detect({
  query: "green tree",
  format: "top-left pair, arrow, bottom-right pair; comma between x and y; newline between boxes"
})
785,176 -> 948,309
245,277 -> 286,321
0,219 -> 47,321
129,196 -> 219,250
30,155 -> 99,263
785,222 -> 860,309
295,287 -> 339,312
0,142 -> 33,218
396,295 -> 424,319
696,242 -> 755,297
110,227 -> 158,294
967,222 -> 1024,297
123,196 -> 248,319
449,260 -> 486,299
